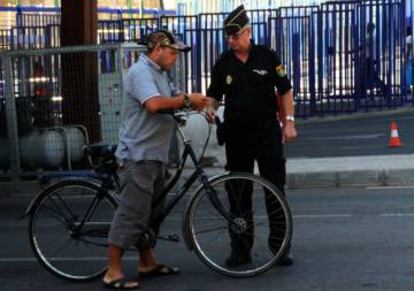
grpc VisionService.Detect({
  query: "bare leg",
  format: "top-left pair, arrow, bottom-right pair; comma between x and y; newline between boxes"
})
138,248 -> 158,272
137,248 -> 180,276
103,244 -> 139,288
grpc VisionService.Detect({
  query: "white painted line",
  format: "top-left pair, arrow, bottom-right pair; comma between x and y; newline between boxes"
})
293,214 -> 353,218
169,214 -> 355,220
0,256 -> 137,263
0,258 -> 38,263
366,186 -> 414,190
379,213 -> 414,217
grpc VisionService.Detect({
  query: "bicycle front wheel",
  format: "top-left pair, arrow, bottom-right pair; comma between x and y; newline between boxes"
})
186,173 -> 292,277
28,179 -> 117,281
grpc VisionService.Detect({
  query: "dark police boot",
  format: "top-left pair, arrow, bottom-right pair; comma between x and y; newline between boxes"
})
269,241 -> 294,266
275,251 -> 294,266
225,250 -> 252,267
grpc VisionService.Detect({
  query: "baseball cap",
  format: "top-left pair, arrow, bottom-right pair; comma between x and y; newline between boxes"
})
146,29 -> 191,52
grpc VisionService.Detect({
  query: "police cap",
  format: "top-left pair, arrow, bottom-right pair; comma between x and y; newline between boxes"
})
224,5 -> 250,35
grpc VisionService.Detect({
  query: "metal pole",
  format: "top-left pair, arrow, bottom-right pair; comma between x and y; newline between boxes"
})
126,0 -> 133,18
3,54 -> 21,180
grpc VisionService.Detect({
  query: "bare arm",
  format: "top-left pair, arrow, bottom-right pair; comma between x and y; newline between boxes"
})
145,93 -> 209,113
280,89 -> 297,143
281,89 -> 295,117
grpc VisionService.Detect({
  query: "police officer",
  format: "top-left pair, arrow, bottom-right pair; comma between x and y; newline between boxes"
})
206,5 -> 297,267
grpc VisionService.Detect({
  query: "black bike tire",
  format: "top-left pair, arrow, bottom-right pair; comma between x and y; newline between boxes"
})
28,179 -> 118,282
185,172 -> 292,277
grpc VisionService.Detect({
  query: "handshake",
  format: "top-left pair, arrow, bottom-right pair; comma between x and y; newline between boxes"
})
184,93 -> 209,111
184,93 -> 217,123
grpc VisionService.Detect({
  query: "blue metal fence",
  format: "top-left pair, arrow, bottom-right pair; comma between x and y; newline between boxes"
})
271,6 -> 319,117
356,0 -> 406,110
1,1 -> 414,117
318,1 -> 359,114
16,12 -> 60,27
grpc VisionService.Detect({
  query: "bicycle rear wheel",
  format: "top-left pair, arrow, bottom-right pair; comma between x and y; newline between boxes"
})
185,173 -> 292,277
28,179 -> 117,281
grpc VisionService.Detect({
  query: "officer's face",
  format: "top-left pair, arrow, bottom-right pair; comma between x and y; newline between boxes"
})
226,27 -> 251,52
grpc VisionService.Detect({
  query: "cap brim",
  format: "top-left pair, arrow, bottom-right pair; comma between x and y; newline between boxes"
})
168,40 -> 191,52
225,25 -> 242,36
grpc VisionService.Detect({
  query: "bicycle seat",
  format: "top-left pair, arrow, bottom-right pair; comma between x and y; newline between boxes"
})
83,144 -> 117,159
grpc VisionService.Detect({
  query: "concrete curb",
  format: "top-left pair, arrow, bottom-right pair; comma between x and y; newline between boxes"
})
2,167 -> 414,198
287,168 -> 414,189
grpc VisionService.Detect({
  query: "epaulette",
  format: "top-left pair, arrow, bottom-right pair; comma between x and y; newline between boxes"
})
215,50 -> 232,63
255,44 -> 276,55
255,44 -> 271,51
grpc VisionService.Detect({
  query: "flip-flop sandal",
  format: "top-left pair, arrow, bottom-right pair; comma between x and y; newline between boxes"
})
103,278 -> 140,289
139,264 -> 180,278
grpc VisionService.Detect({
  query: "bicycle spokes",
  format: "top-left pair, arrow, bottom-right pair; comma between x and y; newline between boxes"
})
29,182 -> 117,281
187,174 -> 292,277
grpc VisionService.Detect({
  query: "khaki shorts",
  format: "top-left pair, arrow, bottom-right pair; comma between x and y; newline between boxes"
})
107,160 -> 166,249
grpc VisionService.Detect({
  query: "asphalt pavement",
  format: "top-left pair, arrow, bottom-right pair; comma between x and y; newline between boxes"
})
2,106 -> 414,196
2,107 -> 414,290
285,106 -> 414,188
190,106 -> 414,189
3,187 -> 414,291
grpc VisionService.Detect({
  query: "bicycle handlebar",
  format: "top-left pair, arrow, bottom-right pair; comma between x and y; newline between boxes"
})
173,110 -> 212,164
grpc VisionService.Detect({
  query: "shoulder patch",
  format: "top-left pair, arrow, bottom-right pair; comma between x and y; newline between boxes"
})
276,64 -> 287,77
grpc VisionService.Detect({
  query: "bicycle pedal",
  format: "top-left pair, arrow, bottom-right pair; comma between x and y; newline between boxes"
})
158,234 -> 180,242
168,234 -> 180,242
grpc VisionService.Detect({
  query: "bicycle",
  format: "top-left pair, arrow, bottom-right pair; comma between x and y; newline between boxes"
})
25,111 -> 292,281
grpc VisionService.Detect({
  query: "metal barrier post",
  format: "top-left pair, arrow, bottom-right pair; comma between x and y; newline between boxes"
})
2,53 -> 21,180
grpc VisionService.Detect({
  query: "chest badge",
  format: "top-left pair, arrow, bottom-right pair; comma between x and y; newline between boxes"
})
276,64 -> 287,77
253,69 -> 268,76
226,74 -> 233,85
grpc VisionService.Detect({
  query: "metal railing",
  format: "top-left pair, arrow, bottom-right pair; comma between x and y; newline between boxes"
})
0,1 -> 413,116
0,43 -> 147,179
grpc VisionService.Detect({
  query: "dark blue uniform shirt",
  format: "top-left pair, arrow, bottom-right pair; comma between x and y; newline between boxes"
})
207,43 -> 292,129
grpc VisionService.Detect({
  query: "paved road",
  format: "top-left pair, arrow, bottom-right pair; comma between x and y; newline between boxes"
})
286,108 -> 414,158
2,187 -> 414,290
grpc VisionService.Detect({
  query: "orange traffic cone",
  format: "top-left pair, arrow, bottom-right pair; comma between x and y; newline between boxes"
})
388,120 -> 403,148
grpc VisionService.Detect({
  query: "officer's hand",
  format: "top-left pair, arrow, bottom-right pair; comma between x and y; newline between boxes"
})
189,93 -> 209,111
205,98 -> 217,123
283,122 -> 297,143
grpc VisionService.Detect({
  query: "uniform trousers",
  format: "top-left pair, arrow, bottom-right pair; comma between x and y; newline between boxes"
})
224,118 -> 289,254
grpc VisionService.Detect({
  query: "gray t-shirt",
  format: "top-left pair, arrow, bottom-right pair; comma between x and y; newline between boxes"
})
115,53 -> 177,163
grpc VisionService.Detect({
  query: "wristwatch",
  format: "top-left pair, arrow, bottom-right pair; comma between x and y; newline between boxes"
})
285,115 -> 295,122
183,94 -> 192,109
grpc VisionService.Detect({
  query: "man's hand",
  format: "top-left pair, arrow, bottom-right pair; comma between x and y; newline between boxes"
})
283,121 -> 297,143
189,93 -> 209,111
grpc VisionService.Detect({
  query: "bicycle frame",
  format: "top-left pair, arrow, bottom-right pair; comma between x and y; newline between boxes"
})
25,112 -> 233,247
151,122 -> 232,228
26,112 -> 292,280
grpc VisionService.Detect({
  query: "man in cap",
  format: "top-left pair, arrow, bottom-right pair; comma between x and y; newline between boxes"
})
206,5 -> 297,267
103,29 -> 209,289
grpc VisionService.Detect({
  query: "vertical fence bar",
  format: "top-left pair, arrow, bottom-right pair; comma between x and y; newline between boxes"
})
2,54 -> 21,180
1,2 -> 413,123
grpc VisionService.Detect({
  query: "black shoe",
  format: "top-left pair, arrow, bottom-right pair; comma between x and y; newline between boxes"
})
275,252 -> 294,266
225,251 -> 252,267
